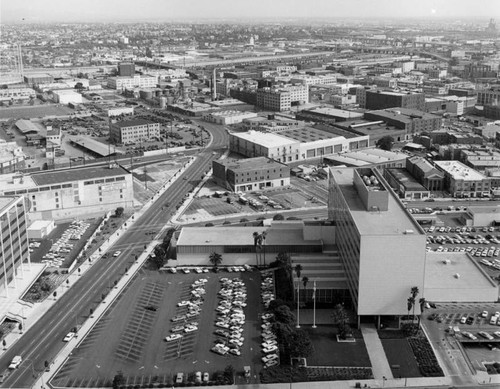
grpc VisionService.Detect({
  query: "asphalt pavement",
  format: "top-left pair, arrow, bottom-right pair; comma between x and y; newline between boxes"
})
0,118 -> 229,388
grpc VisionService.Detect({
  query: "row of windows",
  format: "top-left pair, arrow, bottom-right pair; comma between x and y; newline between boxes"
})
84,176 -> 126,186
3,183 -> 73,196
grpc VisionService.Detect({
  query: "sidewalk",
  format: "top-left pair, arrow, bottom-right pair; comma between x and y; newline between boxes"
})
360,324 -> 394,380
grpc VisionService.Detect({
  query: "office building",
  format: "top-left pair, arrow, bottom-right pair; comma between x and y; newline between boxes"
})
212,157 -> 290,192
109,119 -> 160,144
256,85 -> 308,111
477,87 -> 500,106
0,196 -> 30,296
365,90 -> 425,111
0,165 -> 134,220
328,167 -> 426,324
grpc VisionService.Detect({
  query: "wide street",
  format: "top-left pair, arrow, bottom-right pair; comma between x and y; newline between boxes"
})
0,119 -> 228,388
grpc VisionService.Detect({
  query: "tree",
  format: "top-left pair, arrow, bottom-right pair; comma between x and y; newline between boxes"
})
273,305 -> 296,327
376,135 -> 394,151
410,286 -> 420,323
273,214 -> 284,221
18,322 -> 23,334
418,297 -> 426,328
53,291 -> 57,300
302,276 -> 309,302
44,360 -> 50,371
112,371 -> 125,389
114,207 -> 124,217
2,339 -> 6,349
253,231 -> 261,266
294,264 -> 302,279
209,252 -> 222,271
332,303 -> 352,340
223,365 -> 235,384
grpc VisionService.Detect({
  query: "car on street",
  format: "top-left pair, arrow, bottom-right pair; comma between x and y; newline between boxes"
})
166,334 -> 183,342
462,331 -> 477,340
63,332 -> 76,342
113,251 -> 121,257
494,331 -> 500,338
9,356 -> 22,369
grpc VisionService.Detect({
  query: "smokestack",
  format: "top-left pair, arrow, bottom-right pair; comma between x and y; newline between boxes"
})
212,68 -> 217,101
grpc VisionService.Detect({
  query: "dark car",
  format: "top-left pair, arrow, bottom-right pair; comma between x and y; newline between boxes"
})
428,313 -> 437,321
466,316 -> 475,325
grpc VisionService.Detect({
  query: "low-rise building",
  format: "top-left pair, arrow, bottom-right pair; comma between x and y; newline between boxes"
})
406,156 -> 445,191
364,108 -> 442,136
212,157 -> 290,192
0,164 -> 134,220
434,160 -> 490,198
107,75 -> 158,90
203,110 -> 258,125
52,89 -> 83,105
0,140 -> 25,174
296,107 -> 364,123
109,119 -> 160,144
107,106 -> 134,117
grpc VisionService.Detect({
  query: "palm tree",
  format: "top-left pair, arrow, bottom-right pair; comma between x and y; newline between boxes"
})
261,231 -> 267,266
294,264 -> 302,280
253,231 -> 262,266
417,297 -> 426,328
209,252 -> 222,271
302,276 -> 309,302
411,286 -> 419,323
407,296 -> 414,321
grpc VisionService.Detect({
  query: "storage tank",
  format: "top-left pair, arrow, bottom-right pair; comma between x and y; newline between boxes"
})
159,97 -> 167,108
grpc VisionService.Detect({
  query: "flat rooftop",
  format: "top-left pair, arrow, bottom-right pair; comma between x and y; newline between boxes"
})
326,148 -> 407,166
306,107 -> 364,120
113,119 -> 157,128
217,157 -> 286,171
280,126 -> 343,142
425,252 -> 497,290
386,168 -> 428,191
330,167 -> 422,235
434,160 -> 486,181
0,196 -> 17,214
232,130 -> 297,148
177,225 -> 321,247
71,138 -> 124,157
31,164 -> 130,186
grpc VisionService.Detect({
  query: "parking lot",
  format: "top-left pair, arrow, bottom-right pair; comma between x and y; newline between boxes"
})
424,225 -> 500,282
51,268 -> 268,387
421,303 -> 500,376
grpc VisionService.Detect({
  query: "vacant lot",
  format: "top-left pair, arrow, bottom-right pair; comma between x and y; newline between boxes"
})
51,269 -> 263,387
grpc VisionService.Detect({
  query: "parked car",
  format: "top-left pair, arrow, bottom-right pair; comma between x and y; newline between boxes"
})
166,334 -> 183,342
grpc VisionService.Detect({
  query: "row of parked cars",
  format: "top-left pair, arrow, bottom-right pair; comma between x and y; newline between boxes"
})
41,220 -> 91,267
261,275 -> 279,369
211,277 -> 248,356
166,279 -> 206,342
461,330 -> 500,340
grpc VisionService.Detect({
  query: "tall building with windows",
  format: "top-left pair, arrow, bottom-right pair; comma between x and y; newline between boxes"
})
328,167 -> 426,326
0,196 -> 30,296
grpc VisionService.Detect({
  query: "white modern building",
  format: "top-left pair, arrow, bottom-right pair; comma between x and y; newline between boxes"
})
0,196 -> 30,297
52,89 -> 83,104
0,164 -> 134,220
107,75 -> 158,90
434,160 -> 491,198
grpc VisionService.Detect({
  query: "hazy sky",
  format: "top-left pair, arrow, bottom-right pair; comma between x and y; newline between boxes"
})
1,0 -> 500,23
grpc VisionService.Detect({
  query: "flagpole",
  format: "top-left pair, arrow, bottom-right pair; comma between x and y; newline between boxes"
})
312,281 -> 317,328
296,279 -> 300,328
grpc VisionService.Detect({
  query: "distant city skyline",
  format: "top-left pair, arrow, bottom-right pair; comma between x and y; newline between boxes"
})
1,0 -> 500,24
